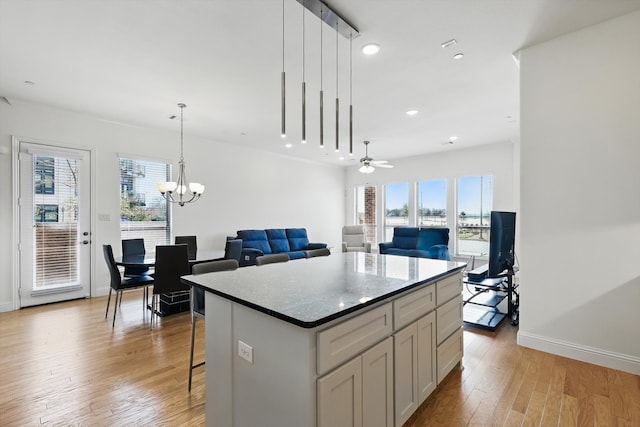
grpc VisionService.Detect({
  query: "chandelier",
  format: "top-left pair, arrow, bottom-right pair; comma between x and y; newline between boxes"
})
157,103 -> 204,206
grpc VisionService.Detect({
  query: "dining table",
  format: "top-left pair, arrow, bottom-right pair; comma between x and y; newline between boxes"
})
114,249 -> 225,269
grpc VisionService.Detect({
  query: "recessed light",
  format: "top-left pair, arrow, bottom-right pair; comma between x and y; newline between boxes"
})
453,53 -> 464,59
339,157 -> 345,160
285,143 -> 292,148
450,135 -> 458,141
362,43 -> 381,55
406,110 -> 419,116
441,39 -> 457,48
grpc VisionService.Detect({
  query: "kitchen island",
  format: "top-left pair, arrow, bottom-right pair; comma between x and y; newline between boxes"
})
182,252 -> 466,427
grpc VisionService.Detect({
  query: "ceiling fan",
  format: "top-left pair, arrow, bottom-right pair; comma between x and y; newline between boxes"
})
359,141 -> 394,174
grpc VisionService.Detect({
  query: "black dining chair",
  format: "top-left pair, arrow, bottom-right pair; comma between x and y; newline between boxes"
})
188,258 -> 239,391
150,244 -> 191,329
255,253 -> 290,266
175,235 -> 198,260
121,238 -> 151,277
103,244 -> 154,328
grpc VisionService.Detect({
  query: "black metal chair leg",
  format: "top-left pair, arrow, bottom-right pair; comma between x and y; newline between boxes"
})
188,317 -> 197,392
105,288 -> 113,319
112,291 -> 120,328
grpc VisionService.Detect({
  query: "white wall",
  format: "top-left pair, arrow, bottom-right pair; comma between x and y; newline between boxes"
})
518,10 -> 640,374
0,100 -> 345,311
344,141 -> 517,256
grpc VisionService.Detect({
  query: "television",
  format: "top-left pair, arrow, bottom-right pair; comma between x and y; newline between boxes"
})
487,211 -> 516,278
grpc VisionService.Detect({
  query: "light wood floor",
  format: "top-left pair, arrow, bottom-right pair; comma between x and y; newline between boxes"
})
1,292 -> 638,427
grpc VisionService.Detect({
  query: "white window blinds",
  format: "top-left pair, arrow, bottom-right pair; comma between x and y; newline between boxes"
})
119,157 -> 171,250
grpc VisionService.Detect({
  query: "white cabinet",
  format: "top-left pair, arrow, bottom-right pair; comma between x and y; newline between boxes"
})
393,311 -> 436,427
318,337 -> 394,427
317,272 -> 462,427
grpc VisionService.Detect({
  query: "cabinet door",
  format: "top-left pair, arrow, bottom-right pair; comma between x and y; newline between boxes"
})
394,322 -> 418,427
417,311 -> 437,403
318,357 -> 363,427
362,337 -> 394,427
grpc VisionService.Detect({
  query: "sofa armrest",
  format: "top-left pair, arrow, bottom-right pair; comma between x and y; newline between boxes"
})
306,242 -> 327,250
239,248 -> 264,267
430,244 -> 450,261
378,242 -> 393,253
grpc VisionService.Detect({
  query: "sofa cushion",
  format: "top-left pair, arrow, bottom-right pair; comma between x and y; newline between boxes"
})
416,228 -> 449,250
286,228 -> 310,251
266,229 -> 291,253
237,229 -> 272,255
392,227 -> 419,249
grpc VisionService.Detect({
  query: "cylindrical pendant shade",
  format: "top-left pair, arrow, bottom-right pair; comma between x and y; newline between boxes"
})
349,104 -> 353,155
320,90 -> 324,147
281,71 -> 286,137
302,81 -> 306,143
335,97 -> 339,152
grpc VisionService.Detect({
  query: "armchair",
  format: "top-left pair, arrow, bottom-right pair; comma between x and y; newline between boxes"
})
341,225 -> 372,253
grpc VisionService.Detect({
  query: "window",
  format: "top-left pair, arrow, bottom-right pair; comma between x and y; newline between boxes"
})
355,185 -> 378,246
384,182 -> 409,241
417,179 -> 447,227
457,175 -> 492,256
35,156 -> 55,194
119,157 -> 171,249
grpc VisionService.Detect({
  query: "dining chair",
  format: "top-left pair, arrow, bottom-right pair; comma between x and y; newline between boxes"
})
121,238 -> 151,277
175,235 -> 198,260
188,258 -> 239,391
103,244 -> 154,328
255,253 -> 290,266
150,244 -> 191,329
305,247 -> 331,258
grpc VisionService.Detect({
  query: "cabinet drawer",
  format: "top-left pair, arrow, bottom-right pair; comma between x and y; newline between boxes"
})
436,327 -> 463,384
393,284 -> 435,330
436,273 -> 462,306
317,303 -> 393,375
436,296 -> 462,345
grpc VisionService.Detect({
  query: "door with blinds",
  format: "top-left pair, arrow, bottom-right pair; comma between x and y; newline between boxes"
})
18,142 -> 91,307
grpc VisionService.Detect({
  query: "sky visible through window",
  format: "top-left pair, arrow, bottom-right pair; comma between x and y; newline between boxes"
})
385,182 -> 408,210
458,175 -> 492,217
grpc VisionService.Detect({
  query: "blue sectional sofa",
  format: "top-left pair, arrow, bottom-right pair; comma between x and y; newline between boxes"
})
236,228 -> 328,266
379,227 -> 451,260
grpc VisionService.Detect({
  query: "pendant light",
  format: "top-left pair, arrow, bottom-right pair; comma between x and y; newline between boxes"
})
335,21 -> 339,153
349,32 -> 353,156
157,103 -> 205,206
301,5 -> 306,143
281,0 -> 286,139
319,5 -> 324,148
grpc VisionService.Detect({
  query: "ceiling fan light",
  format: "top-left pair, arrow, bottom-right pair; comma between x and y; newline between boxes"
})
359,165 -> 374,174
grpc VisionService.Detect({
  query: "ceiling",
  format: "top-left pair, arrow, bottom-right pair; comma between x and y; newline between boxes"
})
1,0 -> 639,168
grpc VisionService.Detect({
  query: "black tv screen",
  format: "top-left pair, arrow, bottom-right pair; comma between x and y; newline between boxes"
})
487,211 -> 516,278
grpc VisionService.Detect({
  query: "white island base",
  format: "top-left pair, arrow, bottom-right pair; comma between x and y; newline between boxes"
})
187,254 -> 465,427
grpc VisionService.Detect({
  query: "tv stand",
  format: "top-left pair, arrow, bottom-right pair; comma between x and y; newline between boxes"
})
463,269 -> 518,331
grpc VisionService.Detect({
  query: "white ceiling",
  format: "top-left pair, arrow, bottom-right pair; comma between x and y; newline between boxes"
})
1,0 -> 639,168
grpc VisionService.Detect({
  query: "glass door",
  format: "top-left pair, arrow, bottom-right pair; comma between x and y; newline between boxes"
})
19,142 -> 91,307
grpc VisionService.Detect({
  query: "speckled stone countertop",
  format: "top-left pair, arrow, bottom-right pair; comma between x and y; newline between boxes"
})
182,252 -> 466,328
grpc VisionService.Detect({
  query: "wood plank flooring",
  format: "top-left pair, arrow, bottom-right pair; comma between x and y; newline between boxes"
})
1,292 -> 638,426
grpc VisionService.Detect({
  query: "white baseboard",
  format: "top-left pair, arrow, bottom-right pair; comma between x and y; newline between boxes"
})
518,331 -> 640,375
0,301 -> 17,313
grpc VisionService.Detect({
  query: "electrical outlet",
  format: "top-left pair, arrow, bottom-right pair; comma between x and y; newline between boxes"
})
238,340 -> 253,364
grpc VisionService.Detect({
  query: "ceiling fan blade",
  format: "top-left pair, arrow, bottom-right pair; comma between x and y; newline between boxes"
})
370,160 -> 389,165
376,164 -> 394,168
